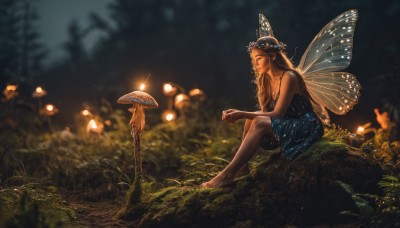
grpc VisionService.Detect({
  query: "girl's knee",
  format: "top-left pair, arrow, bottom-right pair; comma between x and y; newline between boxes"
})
251,116 -> 271,130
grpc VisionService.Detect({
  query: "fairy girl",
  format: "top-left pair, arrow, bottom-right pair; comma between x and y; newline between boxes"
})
201,10 -> 361,188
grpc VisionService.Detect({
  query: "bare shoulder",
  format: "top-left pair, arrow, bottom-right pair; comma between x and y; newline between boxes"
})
281,70 -> 299,85
283,70 -> 298,79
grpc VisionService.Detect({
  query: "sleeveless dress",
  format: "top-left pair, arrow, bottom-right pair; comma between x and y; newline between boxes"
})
260,76 -> 324,160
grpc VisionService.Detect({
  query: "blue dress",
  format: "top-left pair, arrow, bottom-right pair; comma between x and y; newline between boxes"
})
260,78 -> 324,160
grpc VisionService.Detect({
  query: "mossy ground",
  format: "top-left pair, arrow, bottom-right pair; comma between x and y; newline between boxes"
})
1,102 -> 399,227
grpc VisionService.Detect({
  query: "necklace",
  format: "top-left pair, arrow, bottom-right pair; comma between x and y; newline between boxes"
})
272,82 -> 279,96
272,82 -> 280,101
271,71 -> 285,100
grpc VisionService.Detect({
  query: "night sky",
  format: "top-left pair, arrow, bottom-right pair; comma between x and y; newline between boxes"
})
37,0 -> 112,63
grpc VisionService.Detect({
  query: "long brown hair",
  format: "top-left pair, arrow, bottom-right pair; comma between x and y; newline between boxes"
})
250,36 -> 307,112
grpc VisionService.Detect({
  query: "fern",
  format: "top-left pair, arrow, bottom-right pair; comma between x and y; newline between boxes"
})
336,180 -> 375,223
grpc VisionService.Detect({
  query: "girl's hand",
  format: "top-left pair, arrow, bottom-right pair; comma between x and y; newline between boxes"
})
222,109 -> 247,123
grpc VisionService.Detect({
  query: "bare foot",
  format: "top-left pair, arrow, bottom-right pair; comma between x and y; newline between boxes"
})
200,172 -> 235,189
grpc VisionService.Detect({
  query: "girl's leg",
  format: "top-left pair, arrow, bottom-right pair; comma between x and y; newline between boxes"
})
242,119 -> 253,140
235,119 -> 253,177
202,116 -> 274,188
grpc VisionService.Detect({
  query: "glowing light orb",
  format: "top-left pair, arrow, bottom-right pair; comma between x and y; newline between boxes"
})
162,83 -> 177,96
36,86 -> 43,93
166,114 -> 174,121
164,84 -> 172,93
81,110 -> 91,116
139,83 -> 146,91
46,104 -> 54,111
86,119 -> 104,134
162,109 -> 177,122
89,119 -> 98,129
6,85 -> 17,91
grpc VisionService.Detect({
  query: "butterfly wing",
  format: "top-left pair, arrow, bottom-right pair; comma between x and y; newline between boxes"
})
305,71 -> 361,114
310,100 -> 330,125
258,13 -> 274,38
297,9 -> 360,124
298,9 -> 358,74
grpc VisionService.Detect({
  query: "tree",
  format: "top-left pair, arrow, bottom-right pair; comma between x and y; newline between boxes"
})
0,0 -> 47,85
62,20 -> 89,67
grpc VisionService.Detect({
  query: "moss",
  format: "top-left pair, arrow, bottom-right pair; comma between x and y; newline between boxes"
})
296,139 -> 349,162
118,137 -> 385,227
201,192 -> 236,218
0,184 -> 75,227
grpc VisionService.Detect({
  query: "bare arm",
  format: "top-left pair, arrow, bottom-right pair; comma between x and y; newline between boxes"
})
223,71 -> 299,122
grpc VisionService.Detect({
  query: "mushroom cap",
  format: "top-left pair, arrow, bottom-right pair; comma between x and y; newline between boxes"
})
39,105 -> 59,116
189,88 -> 205,97
117,91 -> 159,108
32,90 -> 47,98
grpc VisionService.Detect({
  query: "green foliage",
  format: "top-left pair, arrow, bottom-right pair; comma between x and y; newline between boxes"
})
323,124 -> 352,143
0,183 -> 75,227
373,175 -> 400,227
336,180 -> 375,223
358,128 -> 400,170
1,95 -> 400,226
338,175 -> 400,227
0,130 -> 135,199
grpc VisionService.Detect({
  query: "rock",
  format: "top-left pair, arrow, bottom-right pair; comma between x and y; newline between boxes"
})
124,140 -> 384,227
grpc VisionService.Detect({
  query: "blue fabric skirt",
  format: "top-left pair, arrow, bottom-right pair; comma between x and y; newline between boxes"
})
261,111 -> 324,160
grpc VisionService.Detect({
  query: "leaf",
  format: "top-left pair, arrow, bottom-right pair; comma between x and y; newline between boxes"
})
212,156 -> 230,164
336,180 -> 355,194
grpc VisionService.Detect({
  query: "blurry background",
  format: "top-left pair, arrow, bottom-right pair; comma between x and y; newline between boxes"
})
1,0 -> 399,131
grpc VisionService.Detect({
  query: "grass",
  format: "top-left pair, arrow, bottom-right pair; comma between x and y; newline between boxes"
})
0,100 -> 399,226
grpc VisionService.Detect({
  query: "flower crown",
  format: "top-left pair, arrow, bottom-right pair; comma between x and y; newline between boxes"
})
247,39 -> 287,53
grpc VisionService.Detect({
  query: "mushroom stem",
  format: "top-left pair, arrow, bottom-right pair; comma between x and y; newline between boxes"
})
129,104 -> 145,191
167,96 -> 173,110
38,97 -> 42,111
132,129 -> 142,178
47,116 -> 54,133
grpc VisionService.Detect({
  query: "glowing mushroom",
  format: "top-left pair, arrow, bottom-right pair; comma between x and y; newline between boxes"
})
81,109 -> 93,117
162,82 -> 177,97
163,82 -> 178,110
39,104 -> 59,132
189,88 -> 205,100
39,104 -> 59,116
174,93 -> 190,110
32,86 -> 47,110
32,86 -> 47,98
86,119 -> 104,134
161,109 -> 177,122
117,91 -> 158,203
3,84 -> 18,101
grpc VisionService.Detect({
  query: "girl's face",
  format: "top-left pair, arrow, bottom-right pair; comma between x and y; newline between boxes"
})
251,48 -> 270,75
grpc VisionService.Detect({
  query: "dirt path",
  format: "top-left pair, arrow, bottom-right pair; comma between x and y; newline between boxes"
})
65,195 -> 137,227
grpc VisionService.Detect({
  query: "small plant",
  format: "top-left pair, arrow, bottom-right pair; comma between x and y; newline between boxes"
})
337,175 -> 400,227
373,175 -> 400,227
336,180 -> 375,224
